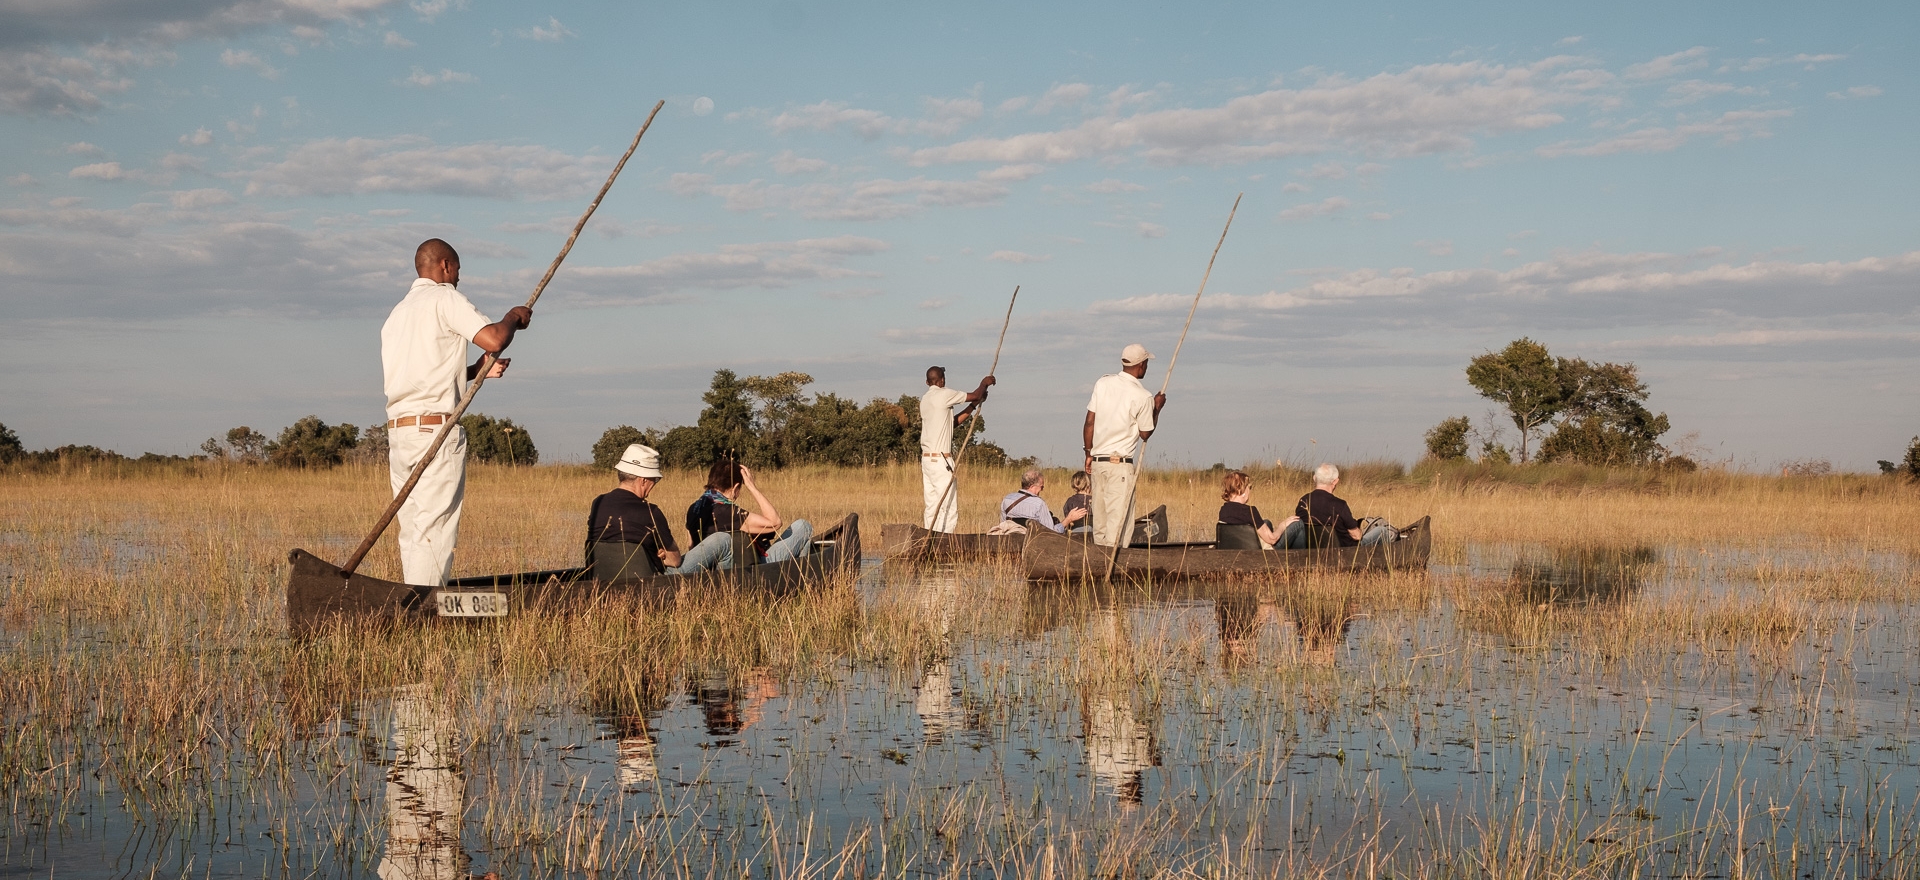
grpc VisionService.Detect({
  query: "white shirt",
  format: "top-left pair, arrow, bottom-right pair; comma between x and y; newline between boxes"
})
1001,490 -> 1064,533
919,385 -> 970,453
1086,372 -> 1155,456
381,278 -> 492,420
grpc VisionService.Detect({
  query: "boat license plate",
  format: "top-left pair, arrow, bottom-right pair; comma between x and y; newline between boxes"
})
436,591 -> 508,617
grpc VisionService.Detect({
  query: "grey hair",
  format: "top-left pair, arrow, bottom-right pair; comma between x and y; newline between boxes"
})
1020,467 -> 1045,489
1313,463 -> 1340,487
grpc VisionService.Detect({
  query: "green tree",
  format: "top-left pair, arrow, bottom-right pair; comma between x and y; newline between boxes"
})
266,417 -> 360,468
592,425 -> 651,470
346,424 -> 388,465
1536,360 -> 1670,467
459,413 -> 537,465
202,426 -> 267,463
1904,436 -> 1920,479
1423,416 -> 1471,461
0,422 -> 22,464
1465,338 -> 1568,463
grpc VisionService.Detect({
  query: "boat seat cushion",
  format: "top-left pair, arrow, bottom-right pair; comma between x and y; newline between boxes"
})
1214,522 -> 1262,550
589,541 -> 658,583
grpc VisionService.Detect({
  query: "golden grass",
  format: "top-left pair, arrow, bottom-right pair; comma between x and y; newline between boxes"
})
2,462 -> 1918,877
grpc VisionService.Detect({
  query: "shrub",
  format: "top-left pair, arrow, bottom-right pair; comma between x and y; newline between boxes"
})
459,413 -> 537,465
266,416 -> 360,468
1423,416 -> 1471,461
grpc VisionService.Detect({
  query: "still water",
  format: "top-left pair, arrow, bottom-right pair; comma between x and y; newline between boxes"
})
7,544 -> 1920,878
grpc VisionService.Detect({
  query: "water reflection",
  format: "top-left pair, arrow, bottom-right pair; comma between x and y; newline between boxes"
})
690,669 -> 780,741
1082,693 -> 1160,805
913,565 -> 966,744
1216,591 -> 1354,667
1510,545 -> 1658,607
584,673 -> 671,786
377,684 -> 470,880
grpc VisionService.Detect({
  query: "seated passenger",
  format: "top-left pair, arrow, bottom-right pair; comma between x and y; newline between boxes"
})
1061,470 -> 1093,535
585,444 -> 686,578
998,468 -> 1087,534
1283,463 -> 1396,549
1216,470 -> 1297,549
686,458 -> 813,565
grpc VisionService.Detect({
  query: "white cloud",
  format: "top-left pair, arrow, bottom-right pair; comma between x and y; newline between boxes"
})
667,173 -> 1008,221
516,16 -> 574,42
382,31 -> 415,48
411,0 -> 466,23
219,48 -> 280,79
1277,196 -> 1349,220
1536,109 -> 1790,157
528,236 -> 893,307
1084,178 -> 1146,193
69,162 -> 125,180
987,250 -> 1050,263
1828,85 -> 1882,101
65,141 -> 105,156
977,163 -> 1044,182
400,67 -> 474,87
910,96 -> 982,137
7,173 -> 37,186
919,298 -> 948,310
1281,181 -> 1308,193
1031,82 -> 1092,114
1555,36 -> 1584,47
0,47 -> 138,115
700,150 -> 759,168
1136,221 -> 1167,238
1730,53 -> 1845,73
1415,239 -> 1453,256
1663,80 -> 1737,104
1623,46 -> 1710,81
770,150 -> 829,174
1306,161 -> 1348,179
904,58 -> 1583,168
180,127 -> 214,146
166,188 -> 235,209
767,100 -> 892,139
240,136 -> 610,199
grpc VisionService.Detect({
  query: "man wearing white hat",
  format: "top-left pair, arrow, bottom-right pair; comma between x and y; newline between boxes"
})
1082,344 -> 1166,547
382,238 -> 532,587
586,444 -> 687,577
918,365 -> 995,533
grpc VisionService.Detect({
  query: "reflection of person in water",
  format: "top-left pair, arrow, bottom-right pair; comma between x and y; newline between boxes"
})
913,565 -> 966,744
1082,692 -> 1161,806
1279,593 -> 1354,667
378,684 -> 473,880
689,668 -> 781,739
584,673 -> 671,786
1215,593 -> 1282,664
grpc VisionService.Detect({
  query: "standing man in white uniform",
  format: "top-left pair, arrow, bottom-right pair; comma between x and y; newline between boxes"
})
381,239 -> 532,586
918,365 -> 995,532
1082,344 -> 1166,547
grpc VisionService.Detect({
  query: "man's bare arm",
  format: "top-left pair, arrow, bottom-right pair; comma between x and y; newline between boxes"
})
963,374 -> 996,403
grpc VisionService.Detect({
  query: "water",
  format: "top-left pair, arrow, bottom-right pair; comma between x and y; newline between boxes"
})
7,544 -> 1920,877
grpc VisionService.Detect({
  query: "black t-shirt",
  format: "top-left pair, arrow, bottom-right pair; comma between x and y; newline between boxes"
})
1218,501 -> 1271,529
686,492 -> 773,559
1294,489 -> 1360,547
587,488 -> 678,556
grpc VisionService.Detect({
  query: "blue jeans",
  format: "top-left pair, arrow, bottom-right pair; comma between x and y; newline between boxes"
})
763,519 -> 813,563
1359,524 -> 1396,546
665,531 -> 734,575
1277,520 -> 1393,548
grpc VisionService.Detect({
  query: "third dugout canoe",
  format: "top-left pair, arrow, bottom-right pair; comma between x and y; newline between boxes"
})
1022,515 -> 1433,581
880,506 -> 1173,561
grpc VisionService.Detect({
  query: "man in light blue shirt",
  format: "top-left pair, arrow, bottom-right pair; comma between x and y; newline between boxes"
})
999,468 -> 1088,534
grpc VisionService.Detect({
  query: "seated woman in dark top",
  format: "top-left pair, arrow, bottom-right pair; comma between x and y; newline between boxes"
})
586,443 -> 686,577
685,458 -> 813,567
1291,463 -> 1396,548
1217,470 -> 1295,548
1062,470 -> 1093,535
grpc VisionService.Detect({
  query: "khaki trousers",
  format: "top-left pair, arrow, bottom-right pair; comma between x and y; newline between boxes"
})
389,422 -> 467,586
1090,460 -> 1137,547
921,454 -> 958,532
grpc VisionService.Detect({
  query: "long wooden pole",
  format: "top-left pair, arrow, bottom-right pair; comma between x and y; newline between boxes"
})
1104,193 -> 1240,582
339,100 -> 665,579
930,285 -> 1019,530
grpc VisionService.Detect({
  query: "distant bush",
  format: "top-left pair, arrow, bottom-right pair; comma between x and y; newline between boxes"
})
1905,437 -> 1920,479
460,413 -> 537,466
1423,416 -> 1471,461
1778,459 -> 1833,477
266,416 -> 360,468
201,426 -> 267,463
0,422 -> 22,464
592,425 -> 650,470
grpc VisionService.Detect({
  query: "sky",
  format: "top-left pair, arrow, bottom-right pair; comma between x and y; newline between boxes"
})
1,0 -> 1915,470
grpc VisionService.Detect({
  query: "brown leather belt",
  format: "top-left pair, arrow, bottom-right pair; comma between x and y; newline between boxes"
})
922,452 -> 950,458
388,414 -> 449,429
1091,455 -> 1133,463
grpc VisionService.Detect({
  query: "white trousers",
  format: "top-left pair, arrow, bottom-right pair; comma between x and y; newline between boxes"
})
921,454 -> 958,532
389,422 -> 467,587
1089,460 -> 1137,547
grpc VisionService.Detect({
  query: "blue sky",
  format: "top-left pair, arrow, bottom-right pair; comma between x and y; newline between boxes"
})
2,0 -> 1914,469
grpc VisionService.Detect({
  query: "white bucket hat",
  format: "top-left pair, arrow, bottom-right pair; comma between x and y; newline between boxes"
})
614,443 -> 663,479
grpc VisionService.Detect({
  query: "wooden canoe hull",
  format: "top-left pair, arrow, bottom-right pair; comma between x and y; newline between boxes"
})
1022,515 -> 1432,581
286,514 -> 861,634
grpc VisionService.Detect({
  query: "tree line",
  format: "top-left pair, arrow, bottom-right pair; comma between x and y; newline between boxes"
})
0,414 -> 536,470
591,369 -> 1029,471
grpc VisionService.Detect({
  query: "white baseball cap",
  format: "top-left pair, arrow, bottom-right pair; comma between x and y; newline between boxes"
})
1120,343 -> 1153,366
614,443 -> 663,479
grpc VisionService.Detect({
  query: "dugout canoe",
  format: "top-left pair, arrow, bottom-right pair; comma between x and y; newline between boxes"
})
1022,515 -> 1431,581
881,506 -> 1172,560
286,513 -> 861,634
